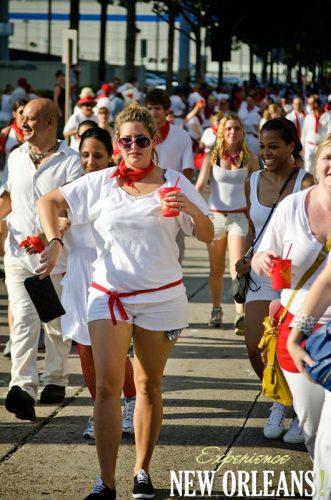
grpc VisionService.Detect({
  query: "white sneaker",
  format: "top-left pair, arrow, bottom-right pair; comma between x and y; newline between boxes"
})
283,415 -> 305,443
122,396 -> 135,434
83,415 -> 94,440
263,403 -> 287,439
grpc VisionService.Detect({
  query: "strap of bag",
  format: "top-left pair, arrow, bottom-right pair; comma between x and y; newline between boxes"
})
278,236 -> 331,324
244,168 -> 299,259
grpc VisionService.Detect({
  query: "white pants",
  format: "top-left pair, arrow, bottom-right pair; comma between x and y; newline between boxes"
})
304,143 -> 317,176
284,369 -> 331,499
5,255 -> 71,401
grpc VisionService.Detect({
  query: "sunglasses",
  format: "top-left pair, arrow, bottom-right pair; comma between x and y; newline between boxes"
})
118,136 -> 151,150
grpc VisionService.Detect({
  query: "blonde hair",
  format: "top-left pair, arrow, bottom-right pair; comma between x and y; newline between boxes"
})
114,104 -> 158,164
316,134 -> 331,161
211,114 -> 249,166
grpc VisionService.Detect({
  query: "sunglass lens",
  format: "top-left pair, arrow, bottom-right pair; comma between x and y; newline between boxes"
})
136,137 -> 151,148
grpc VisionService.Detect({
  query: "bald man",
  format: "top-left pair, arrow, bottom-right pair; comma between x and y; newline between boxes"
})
0,98 -> 83,420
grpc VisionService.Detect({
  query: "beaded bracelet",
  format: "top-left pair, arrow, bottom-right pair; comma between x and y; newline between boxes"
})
289,310 -> 318,338
48,237 -> 64,248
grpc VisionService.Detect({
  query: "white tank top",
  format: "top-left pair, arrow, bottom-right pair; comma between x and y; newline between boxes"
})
249,168 -> 306,237
208,164 -> 247,211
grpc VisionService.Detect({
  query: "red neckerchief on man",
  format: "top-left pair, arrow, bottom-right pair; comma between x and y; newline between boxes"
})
111,159 -> 156,188
314,111 -> 324,134
155,121 -> 170,144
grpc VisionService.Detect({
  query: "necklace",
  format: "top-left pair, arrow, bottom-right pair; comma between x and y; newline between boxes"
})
29,141 -> 60,164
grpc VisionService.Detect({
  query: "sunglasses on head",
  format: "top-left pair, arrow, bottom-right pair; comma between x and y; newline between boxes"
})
118,136 -> 151,150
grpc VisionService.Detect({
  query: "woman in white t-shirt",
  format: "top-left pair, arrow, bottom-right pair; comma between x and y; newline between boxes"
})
196,114 -> 259,333
35,104 -> 213,500
252,135 -> 331,500
236,118 -> 314,443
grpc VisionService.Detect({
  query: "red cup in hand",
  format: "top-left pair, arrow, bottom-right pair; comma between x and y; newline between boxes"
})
271,258 -> 292,290
19,235 -> 45,254
160,187 -> 181,217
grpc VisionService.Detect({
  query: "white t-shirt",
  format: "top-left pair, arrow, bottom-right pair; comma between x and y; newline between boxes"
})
301,112 -> 331,147
257,187 -> 331,322
60,168 -> 209,303
4,141 -> 83,273
63,112 -> 98,149
156,124 -> 194,172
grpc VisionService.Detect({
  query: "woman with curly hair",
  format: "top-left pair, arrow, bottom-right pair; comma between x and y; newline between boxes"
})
196,114 -> 259,333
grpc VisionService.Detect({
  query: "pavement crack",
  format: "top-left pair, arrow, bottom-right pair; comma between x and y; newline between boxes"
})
213,389 -> 261,473
187,280 -> 208,301
0,386 -> 85,464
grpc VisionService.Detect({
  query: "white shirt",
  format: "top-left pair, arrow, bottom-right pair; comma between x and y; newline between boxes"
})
60,168 -> 209,302
63,112 -> 98,149
156,124 -> 194,172
301,111 -> 331,147
4,141 -> 83,273
286,110 -> 306,136
170,95 -> 186,117
257,187 -> 331,322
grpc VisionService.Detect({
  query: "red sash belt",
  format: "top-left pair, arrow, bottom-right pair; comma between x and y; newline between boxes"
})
91,278 -> 183,325
210,208 -> 247,215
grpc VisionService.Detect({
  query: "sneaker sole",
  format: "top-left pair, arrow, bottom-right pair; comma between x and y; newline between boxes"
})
283,436 -> 305,444
132,494 -> 155,499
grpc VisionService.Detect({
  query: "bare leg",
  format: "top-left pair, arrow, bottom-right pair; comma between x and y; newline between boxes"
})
133,327 -> 175,474
207,237 -> 227,308
244,300 -> 270,380
227,233 -> 246,315
89,319 -> 132,489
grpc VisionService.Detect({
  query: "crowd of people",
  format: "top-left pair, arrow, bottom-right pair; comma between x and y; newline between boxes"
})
0,71 -> 331,499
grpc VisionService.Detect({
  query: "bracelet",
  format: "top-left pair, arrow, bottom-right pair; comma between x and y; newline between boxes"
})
289,310 -> 318,338
48,237 -> 63,248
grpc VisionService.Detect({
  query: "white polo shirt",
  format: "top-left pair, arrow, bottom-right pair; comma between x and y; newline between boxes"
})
4,141 -> 83,273
156,124 -> 194,173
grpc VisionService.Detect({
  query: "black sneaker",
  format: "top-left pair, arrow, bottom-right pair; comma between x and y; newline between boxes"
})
5,386 -> 36,420
40,384 -> 65,404
132,469 -> 155,499
84,476 -> 116,499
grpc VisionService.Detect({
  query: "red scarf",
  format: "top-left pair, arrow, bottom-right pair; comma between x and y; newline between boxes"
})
155,121 -> 170,144
222,150 -> 241,167
11,122 -> 24,142
314,111 -> 324,134
211,124 -> 218,134
111,159 -> 156,188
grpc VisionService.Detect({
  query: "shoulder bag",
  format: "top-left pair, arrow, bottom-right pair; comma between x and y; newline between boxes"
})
232,168 -> 298,304
305,321 -> 331,391
259,239 -> 331,405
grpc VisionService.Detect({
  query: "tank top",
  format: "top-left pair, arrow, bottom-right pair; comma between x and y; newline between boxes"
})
249,168 -> 306,236
208,164 -> 247,211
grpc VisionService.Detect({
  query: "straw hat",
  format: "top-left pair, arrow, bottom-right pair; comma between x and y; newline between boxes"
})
79,87 -> 95,98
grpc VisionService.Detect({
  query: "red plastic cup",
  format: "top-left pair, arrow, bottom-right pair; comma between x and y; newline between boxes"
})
197,99 -> 205,109
271,258 -> 292,290
160,187 -> 181,217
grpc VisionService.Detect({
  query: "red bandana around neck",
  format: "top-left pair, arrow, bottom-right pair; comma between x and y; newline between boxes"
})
155,121 -> 170,144
314,111 -> 324,134
222,150 -> 241,167
111,159 -> 156,188
11,122 -> 24,140
211,124 -> 218,134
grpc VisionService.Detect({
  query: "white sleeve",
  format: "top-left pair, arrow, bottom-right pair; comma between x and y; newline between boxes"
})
60,172 -> 104,225
181,131 -> 195,171
177,175 -> 210,235
63,114 -> 77,134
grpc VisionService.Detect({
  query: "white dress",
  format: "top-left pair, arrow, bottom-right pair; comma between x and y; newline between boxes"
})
61,223 -> 96,345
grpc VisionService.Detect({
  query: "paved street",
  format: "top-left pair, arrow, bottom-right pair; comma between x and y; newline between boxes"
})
0,238 -> 312,499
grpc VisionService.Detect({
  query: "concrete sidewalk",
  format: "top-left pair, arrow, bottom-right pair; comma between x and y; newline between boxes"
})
0,238 -> 312,499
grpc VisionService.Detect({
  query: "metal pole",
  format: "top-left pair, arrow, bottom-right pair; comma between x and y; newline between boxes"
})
155,14 -> 159,72
65,38 -> 73,143
47,0 -> 52,54
98,0 -> 108,84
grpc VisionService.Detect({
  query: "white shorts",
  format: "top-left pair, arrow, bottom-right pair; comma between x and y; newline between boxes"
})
87,289 -> 189,333
245,269 -> 280,303
211,211 -> 248,240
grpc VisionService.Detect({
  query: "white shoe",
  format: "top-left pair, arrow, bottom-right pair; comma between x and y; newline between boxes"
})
83,415 -> 94,440
122,396 -> 135,434
283,415 -> 305,443
263,403 -> 287,439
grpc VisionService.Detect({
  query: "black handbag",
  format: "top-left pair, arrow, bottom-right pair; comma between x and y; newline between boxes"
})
305,321 -> 331,391
24,275 -> 66,323
232,168 -> 298,304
